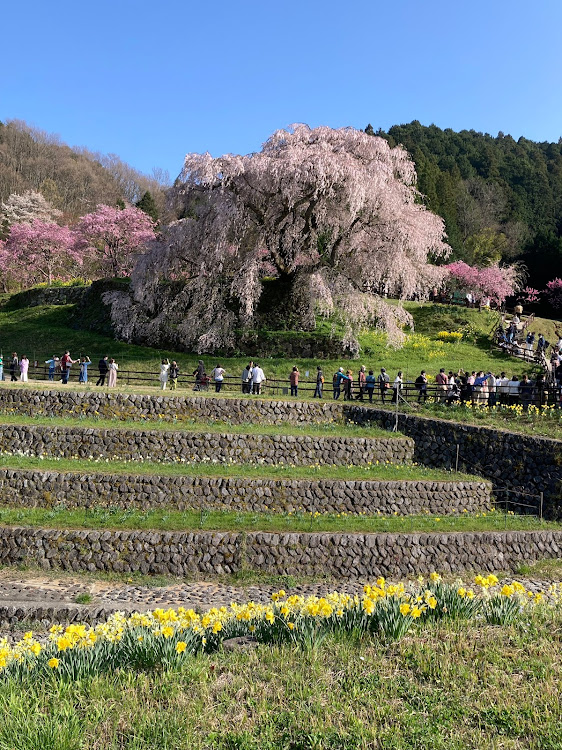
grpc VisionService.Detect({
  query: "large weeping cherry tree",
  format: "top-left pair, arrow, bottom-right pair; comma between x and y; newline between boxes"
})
115,125 -> 450,353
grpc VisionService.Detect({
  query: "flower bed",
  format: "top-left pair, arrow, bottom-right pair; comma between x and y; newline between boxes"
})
1,574 -> 559,682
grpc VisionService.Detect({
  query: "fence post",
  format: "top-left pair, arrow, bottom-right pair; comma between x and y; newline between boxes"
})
504,489 -> 509,529
455,444 -> 459,473
540,492 -> 544,522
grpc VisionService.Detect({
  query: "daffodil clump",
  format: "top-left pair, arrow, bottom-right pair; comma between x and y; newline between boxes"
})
0,574 -> 559,682
437,331 -> 464,342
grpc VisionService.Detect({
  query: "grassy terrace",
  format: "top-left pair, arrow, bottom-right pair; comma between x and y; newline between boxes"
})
0,506 -> 555,533
396,400 -> 562,440
0,299 -> 549,384
3,380 -> 562,440
0,413 -> 396,439
0,455 -> 473,482
2,615 -> 562,749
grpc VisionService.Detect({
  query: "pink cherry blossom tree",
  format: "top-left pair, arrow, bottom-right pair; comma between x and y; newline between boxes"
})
520,287 -> 541,304
119,125 -> 449,353
76,204 -> 156,278
545,278 -> 562,310
445,260 -> 520,306
1,220 -> 80,287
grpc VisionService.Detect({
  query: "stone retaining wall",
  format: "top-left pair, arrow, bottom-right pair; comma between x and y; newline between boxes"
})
345,406 -> 562,518
0,468 -> 491,516
0,423 -> 413,466
0,526 -> 559,578
0,389 -> 342,425
2,389 -> 561,515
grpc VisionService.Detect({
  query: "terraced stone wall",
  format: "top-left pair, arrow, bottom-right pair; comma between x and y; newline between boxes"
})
0,469 -> 491,516
0,389 -> 342,425
0,526 -> 559,578
0,424 -> 413,466
345,406 -> 562,518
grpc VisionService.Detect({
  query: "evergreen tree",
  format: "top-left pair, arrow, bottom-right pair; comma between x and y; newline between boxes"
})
136,191 -> 159,223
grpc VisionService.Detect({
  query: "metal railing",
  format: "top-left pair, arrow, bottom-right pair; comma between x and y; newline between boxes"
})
4,364 -> 560,409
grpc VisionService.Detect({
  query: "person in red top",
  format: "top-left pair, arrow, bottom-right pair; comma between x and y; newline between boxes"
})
435,368 -> 448,403
290,366 -> 299,397
60,351 -> 79,385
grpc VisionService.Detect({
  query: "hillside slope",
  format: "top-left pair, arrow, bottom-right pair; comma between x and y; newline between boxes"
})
370,121 -> 562,292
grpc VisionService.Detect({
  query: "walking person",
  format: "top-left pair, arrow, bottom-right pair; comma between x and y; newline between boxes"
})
169,361 -> 179,390
435,368 -> 448,403
333,368 -> 343,400
313,366 -> 324,398
45,356 -> 58,382
242,363 -> 253,394
415,371 -> 428,403
96,356 -> 109,386
378,368 -> 390,403
10,353 -> 18,382
365,370 -> 376,402
19,355 -> 29,383
159,358 -> 170,390
289,366 -> 299,397
391,371 -> 403,403
0,355 -> 3,382
356,365 -> 366,401
60,351 -> 78,385
343,370 -> 354,401
251,363 -> 266,395
211,363 -> 226,393
107,358 -> 119,388
79,356 -> 91,384
193,360 -> 205,390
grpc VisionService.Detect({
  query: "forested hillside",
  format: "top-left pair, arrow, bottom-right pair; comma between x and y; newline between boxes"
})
0,120 -> 169,221
368,121 -> 562,290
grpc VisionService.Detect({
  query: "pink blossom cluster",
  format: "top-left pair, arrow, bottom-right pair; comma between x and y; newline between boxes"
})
0,204 -> 155,287
444,261 -> 519,305
545,278 -> 562,309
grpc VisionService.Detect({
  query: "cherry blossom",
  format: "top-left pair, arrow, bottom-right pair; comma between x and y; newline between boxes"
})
76,204 -> 156,278
123,125 -> 449,352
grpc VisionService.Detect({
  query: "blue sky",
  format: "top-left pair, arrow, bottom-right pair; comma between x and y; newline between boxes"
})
2,0 -> 561,179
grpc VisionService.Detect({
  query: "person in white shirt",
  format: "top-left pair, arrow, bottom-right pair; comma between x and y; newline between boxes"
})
447,372 -> 456,394
507,375 -> 520,405
211,364 -> 226,393
496,372 -> 509,405
391,371 -> 402,403
159,359 -> 170,390
251,363 -> 266,395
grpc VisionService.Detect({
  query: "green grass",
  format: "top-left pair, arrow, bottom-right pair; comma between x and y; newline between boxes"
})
398,400 -> 562,440
1,614 -> 562,749
0,413 -> 396,439
0,301 -> 540,383
0,506 -> 555,533
515,558 -> 562,581
0,454 -> 474,482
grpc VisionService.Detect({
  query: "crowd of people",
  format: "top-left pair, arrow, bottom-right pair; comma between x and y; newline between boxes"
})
2,349 -> 562,410
0,353 -> 120,387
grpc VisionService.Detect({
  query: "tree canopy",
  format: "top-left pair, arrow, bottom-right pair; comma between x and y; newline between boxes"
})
371,121 -> 562,292
119,125 -> 449,353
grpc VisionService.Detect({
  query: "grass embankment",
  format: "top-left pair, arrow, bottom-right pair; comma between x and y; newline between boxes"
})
1,615 -> 562,749
0,300 -> 542,381
0,506 -> 555,533
0,413 -> 394,439
395,400 -> 562,440
0,454 -> 473,482
1,298 -> 560,439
